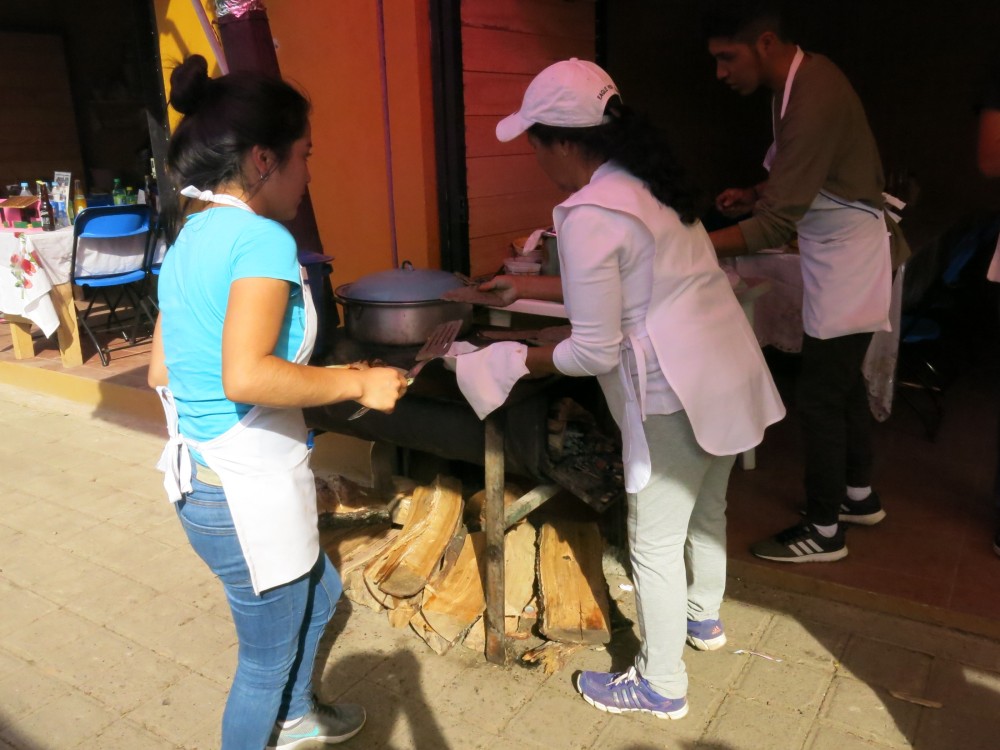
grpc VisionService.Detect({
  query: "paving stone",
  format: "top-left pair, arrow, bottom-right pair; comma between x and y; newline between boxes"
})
57,518 -> 173,576
0,536 -> 86,589
60,566 -> 160,626
838,636 -> 934,694
76,718 -> 179,749
0,580 -> 59,638
756,614 -> 850,670
733,656 -> 833,714
913,696 -> 1000,749
924,657 -> 1000,718
806,724 -> 901,750
702,692 -> 812,750
819,675 -> 920,747
504,683 -> 610,749
0,690 -> 116,749
0,608 -> 96,665
0,660 -> 73,724
126,671 -> 226,748
48,630 -> 190,714
435,660 -> 541,736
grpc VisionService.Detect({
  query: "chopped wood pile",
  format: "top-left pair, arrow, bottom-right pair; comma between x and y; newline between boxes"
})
318,472 -> 612,662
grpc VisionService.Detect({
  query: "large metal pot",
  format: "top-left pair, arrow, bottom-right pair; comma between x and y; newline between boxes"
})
334,262 -> 472,345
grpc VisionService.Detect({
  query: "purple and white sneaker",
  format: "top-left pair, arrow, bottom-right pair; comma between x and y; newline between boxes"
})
687,618 -> 727,651
575,666 -> 688,720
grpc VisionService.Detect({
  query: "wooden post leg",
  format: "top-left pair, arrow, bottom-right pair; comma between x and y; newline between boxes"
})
5,315 -> 35,359
484,412 -> 507,665
49,282 -> 83,368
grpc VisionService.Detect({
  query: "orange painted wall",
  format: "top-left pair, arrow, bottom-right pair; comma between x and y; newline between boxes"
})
154,1 -> 439,287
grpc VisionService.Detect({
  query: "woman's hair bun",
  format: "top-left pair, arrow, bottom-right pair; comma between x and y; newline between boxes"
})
169,55 -> 211,115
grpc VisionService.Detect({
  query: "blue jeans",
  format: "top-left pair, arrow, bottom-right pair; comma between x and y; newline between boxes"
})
175,476 -> 342,750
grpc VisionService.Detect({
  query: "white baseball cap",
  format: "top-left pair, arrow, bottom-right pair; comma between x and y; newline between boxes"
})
495,58 -> 620,143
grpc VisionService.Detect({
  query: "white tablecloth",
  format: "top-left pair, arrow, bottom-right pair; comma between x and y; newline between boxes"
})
0,230 -> 61,336
0,226 -> 153,337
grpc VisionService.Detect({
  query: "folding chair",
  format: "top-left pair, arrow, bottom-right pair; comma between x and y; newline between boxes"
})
70,205 -> 153,366
142,214 -> 167,315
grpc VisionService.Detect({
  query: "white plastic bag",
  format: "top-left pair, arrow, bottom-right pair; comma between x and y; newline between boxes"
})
863,263 -> 905,421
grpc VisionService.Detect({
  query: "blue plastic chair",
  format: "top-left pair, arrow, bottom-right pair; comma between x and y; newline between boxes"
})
71,205 -> 153,366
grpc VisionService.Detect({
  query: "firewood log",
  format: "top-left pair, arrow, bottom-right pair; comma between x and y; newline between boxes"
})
504,522 -> 536,617
418,531 -> 487,647
521,641 -> 585,674
331,527 -> 399,611
537,519 -> 610,645
463,483 -> 523,530
367,475 -> 464,598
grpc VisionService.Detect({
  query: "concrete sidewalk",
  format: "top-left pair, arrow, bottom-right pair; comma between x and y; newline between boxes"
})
0,381 -> 998,750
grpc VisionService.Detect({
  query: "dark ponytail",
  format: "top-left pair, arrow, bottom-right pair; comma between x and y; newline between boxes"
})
162,55 -> 311,243
527,96 -> 703,224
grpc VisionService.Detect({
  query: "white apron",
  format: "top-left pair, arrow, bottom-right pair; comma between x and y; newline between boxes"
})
156,188 -> 320,594
764,48 -> 892,340
556,166 -> 785,492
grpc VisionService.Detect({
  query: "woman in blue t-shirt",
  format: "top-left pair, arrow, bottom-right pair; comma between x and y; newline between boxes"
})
148,55 -> 407,750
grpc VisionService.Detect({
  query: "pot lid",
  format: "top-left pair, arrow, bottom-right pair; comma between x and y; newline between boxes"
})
341,261 -> 463,302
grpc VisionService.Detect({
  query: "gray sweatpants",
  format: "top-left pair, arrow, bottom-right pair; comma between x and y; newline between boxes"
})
629,411 -> 735,698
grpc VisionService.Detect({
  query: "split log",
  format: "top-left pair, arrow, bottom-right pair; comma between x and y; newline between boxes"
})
366,475 -> 464,598
460,616 -> 486,653
537,519 -> 611,645
504,522 -> 536,618
331,527 -> 400,611
464,483 -> 523,530
417,531 -> 487,649
386,595 -> 421,629
521,641 -> 585,674
315,473 -> 416,528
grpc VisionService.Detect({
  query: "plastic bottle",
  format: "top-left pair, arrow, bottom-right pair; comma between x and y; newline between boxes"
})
112,178 -> 125,206
19,182 -> 31,197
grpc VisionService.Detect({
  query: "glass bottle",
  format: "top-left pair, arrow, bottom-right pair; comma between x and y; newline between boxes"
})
125,186 -> 136,205
112,178 -> 125,206
72,179 -> 87,221
37,182 -> 56,231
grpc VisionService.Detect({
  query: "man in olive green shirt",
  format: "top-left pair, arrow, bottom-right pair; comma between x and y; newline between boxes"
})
705,1 -> 899,563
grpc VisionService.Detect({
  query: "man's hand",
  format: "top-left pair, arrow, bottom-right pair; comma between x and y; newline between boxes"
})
715,187 -> 758,218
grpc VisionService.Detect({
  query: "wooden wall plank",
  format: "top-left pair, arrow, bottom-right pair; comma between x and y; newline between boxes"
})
460,0 -> 594,277
463,27 -> 594,76
463,0 -> 595,39
463,71 -> 535,117
468,190 -> 564,239
467,154 -> 552,199
466,116 -> 533,158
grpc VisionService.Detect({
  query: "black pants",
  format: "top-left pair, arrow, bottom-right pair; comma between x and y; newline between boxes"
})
798,332 -> 875,526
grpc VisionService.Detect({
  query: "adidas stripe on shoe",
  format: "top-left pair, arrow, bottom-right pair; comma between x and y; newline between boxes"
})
750,522 -> 847,563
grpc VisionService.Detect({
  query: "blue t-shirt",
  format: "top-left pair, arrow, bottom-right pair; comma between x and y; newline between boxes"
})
159,208 -> 305,443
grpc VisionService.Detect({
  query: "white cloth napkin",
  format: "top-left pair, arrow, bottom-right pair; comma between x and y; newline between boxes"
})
443,341 -> 529,419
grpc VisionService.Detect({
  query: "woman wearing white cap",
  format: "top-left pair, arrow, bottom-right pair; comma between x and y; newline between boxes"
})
485,59 -> 785,719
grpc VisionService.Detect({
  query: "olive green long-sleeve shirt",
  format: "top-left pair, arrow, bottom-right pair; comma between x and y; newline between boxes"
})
739,53 -> 890,253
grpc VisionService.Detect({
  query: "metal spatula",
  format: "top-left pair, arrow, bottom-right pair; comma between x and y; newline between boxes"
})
347,318 -> 463,420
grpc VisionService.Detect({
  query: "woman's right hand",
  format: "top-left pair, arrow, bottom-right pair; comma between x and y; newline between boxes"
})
715,187 -> 757,218
357,366 -> 408,413
478,275 -> 520,307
